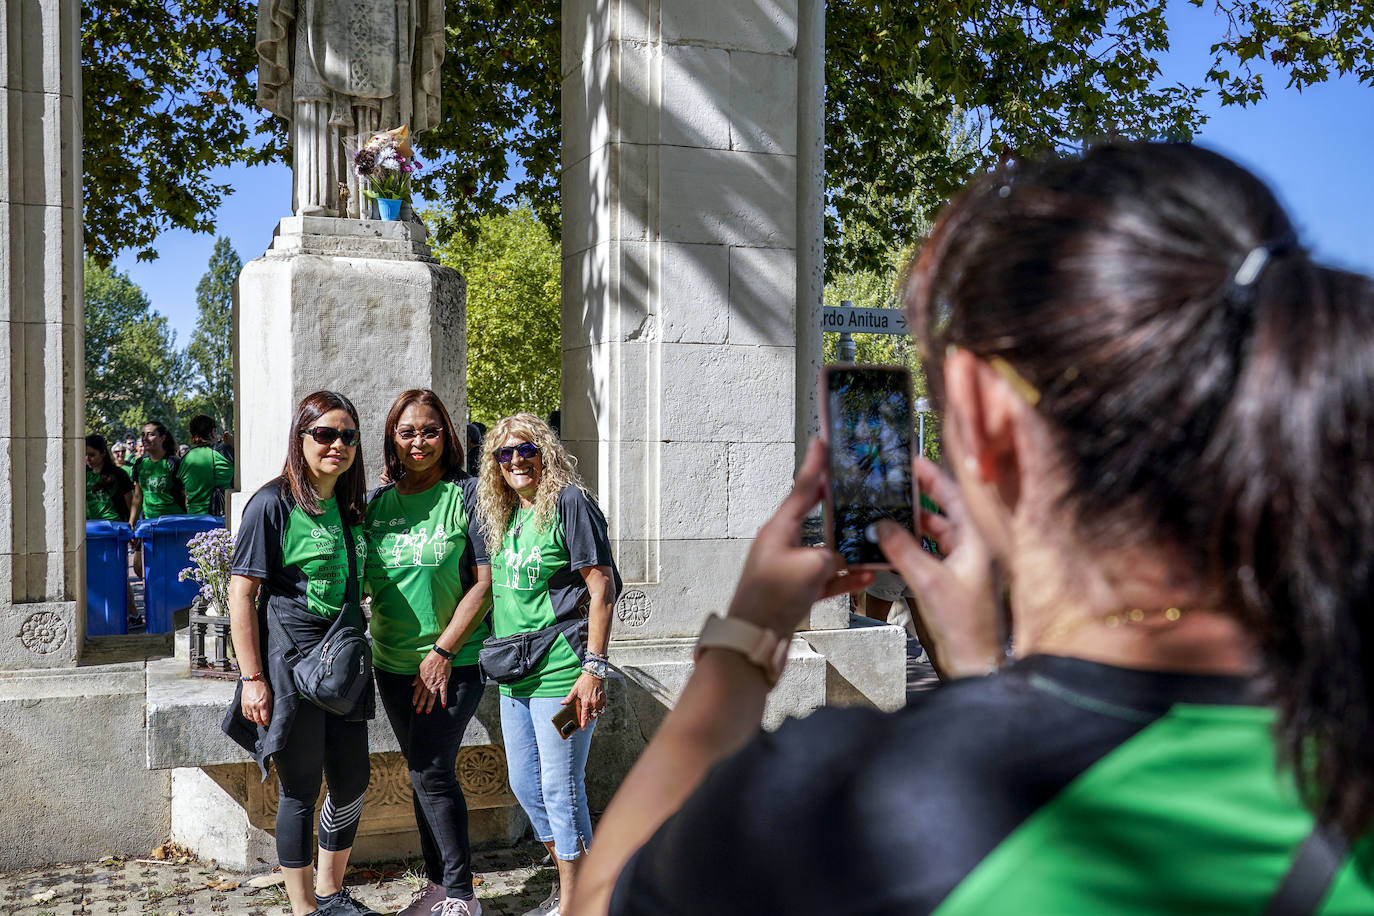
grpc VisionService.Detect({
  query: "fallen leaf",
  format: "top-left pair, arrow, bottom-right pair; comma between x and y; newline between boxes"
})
32,890 -> 57,903
247,873 -> 285,888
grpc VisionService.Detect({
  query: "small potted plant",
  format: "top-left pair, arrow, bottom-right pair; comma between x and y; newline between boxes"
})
353,124 -> 421,220
180,528 -> 237,677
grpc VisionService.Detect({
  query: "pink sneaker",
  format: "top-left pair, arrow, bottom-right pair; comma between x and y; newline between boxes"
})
398,882 -> 446,916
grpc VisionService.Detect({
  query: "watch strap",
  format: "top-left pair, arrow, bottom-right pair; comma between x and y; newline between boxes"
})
694,614 -> 788,687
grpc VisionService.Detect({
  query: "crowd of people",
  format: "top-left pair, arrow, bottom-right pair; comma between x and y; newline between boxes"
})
87,140 -> 1374,915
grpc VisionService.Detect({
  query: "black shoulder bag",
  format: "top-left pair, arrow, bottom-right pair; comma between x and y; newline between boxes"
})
277,512 -> 372,715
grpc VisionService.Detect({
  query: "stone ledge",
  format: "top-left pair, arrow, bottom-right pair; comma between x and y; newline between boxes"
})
264,216 -> 439,262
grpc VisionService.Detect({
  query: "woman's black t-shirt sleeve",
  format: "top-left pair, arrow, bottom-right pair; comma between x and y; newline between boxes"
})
232,484 -> 284,579
557,487 -> 614,573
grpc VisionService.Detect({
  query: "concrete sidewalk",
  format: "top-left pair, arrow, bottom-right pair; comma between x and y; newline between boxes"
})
1,843 -> 556,916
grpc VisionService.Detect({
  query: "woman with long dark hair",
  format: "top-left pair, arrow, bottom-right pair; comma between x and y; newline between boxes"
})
574,143 -> 1374,913
364,389 -> 491,916
85,433 -> 134,522
223,391 -> 378,916
128,420 -> 183,523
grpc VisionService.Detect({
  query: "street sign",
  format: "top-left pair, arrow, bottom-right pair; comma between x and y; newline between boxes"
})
821,306 -> 908,335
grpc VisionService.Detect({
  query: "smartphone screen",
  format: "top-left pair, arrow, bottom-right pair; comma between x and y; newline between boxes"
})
823,366 -> 916,566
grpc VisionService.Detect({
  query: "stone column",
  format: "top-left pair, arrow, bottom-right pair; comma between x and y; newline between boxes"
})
0,0 -> 85,668
561,0 -> 904,763
231,218 -> 467,513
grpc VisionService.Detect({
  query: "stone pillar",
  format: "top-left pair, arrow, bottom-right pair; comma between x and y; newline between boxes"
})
232,218 -> 466,510
0,0 -> 85,668
561,0 -> 905,750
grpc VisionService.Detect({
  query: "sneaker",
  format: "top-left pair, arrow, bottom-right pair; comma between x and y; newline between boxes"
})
317,886 -> 382,916
399,882 -> 447,916
522,884 -> 559,916
432,896 -> 482,916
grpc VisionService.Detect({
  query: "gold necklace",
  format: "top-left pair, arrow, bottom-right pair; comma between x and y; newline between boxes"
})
1041,606 -> 1185,642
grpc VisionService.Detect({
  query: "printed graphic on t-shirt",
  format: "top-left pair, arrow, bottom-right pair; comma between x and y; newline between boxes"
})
500,544 -> 544,590
374,518 -> 451,568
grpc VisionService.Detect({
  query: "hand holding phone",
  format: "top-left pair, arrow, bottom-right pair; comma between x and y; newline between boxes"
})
820,365 -> 917,568
551,702 -> 580,739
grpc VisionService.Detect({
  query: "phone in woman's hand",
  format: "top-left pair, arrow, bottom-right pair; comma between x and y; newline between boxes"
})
552,703 -> 580,739
819,365 -> 918,569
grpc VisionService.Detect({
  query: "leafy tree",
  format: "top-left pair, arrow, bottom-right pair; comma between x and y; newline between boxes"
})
182,237 -> 240,433
427,205 -> 561,426
81,0 -> 279,266
83,0 -> 1374,277
83,259 -> 188,441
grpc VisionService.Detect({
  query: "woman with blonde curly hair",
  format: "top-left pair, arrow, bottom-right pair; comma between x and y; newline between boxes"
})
475,413 -> 619,916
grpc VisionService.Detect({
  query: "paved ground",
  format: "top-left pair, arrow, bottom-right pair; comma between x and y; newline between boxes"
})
1,843 -> 556,916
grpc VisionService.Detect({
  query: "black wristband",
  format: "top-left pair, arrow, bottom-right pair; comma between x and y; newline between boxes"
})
431,644 -> 455,660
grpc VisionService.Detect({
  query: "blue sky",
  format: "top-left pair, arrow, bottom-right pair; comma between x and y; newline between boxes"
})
115,2 -> 1373,344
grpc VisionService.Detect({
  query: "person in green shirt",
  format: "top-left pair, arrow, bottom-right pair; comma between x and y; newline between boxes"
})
573,143 -> 1374,915
85,434 -> 133,522
128,420 -> 185,523
178,414 -> 234,515
364,390 -> 492,916
223,390 -> 379,916
475,413 -> 619,916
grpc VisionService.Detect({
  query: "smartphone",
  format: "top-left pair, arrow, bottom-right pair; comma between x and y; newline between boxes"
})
551,703 -> 580,739
820,365 -> 917,568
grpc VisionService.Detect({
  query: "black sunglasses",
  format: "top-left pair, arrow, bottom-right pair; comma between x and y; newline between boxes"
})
397,426 -> 443,442
301,426 -> 360,447
494,442 -> 540,464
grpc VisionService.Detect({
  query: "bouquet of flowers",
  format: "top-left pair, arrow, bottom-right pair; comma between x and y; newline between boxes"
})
353,124 -> 422,202
179,528 -> 234,616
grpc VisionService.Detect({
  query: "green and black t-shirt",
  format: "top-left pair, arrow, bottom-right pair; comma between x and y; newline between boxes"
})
231,480 -> 365,620
611,655 -> 1374,915
86,466 -> 134,522
178,445 -> 234,515
364,474 -> 491,674
489,486 -> 619,699
132,456 -> 183,518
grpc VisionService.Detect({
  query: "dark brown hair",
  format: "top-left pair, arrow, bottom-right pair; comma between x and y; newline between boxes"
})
278,390 -> 365,524
85,434 -> 120,493
381,389 -> 464,485
908,141 -> 1374,836
142,420 -> 176,458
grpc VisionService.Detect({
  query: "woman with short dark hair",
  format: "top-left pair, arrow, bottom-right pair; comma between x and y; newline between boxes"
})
223,390 -> 378,916
365,389 -> 492,916
575,143 -> 1374,914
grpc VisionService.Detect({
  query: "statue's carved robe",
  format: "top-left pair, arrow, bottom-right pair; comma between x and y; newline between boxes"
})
257,0 -> 444,217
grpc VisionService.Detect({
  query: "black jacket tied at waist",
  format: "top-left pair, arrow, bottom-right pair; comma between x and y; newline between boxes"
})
222,596 -> 375,781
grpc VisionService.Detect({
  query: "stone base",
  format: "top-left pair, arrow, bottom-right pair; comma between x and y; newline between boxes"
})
0,664 -> 170,868
233,221 -> 466,519
0,599 -> 81,669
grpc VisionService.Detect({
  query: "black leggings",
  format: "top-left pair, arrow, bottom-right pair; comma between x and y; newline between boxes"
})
375,665 -> 485,896
274,700 -> 371,868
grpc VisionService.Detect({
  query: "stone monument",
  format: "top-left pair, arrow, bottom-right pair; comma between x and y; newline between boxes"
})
257,0 -> 445,218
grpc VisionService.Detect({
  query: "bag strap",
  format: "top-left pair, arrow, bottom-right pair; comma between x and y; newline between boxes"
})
1263,823 -> 1348,916
339,509 -> 360,606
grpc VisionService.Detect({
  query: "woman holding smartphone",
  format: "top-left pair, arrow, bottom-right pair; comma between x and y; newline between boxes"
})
475,414 -> 618,916
223,391 -> 379,916
364,389 -> 491,916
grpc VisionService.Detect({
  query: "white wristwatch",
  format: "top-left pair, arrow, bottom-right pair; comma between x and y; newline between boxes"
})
694,614 -> 788,687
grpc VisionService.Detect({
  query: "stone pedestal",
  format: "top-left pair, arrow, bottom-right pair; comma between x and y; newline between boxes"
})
561,0 -> 904,726
232,217 -> 467,511
0,0 -> 84,670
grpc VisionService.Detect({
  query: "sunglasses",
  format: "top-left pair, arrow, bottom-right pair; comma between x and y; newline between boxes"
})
397,426 -> 443,442
301,426 -> 360,447
494,442 -> 540,464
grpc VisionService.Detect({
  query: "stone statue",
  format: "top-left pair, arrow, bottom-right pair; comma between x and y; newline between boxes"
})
257,0 -> 445,218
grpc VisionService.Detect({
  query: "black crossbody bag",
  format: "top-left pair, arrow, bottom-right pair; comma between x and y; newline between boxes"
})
478,614 -> 588,685
273,512 -> 371,715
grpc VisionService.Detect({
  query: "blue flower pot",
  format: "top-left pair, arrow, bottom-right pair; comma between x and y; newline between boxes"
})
377,197 -> 402,221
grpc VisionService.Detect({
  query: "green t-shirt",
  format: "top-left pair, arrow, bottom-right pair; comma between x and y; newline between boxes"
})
133,456 -> 180,518
85,467 -> 130,521
364,477 -> 491,674
488,488 -> 619,699
178,445 -> 233,515
278,496 -> 359,619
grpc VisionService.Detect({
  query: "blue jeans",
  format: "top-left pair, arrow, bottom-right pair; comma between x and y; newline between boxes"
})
499,693 -> 596,859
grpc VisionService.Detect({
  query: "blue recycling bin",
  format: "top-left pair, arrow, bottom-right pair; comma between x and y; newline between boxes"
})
86,520 -> 133,636
135,515 -> 225,634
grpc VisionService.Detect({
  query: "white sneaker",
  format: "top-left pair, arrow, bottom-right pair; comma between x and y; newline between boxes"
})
432,896 -> 482,916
